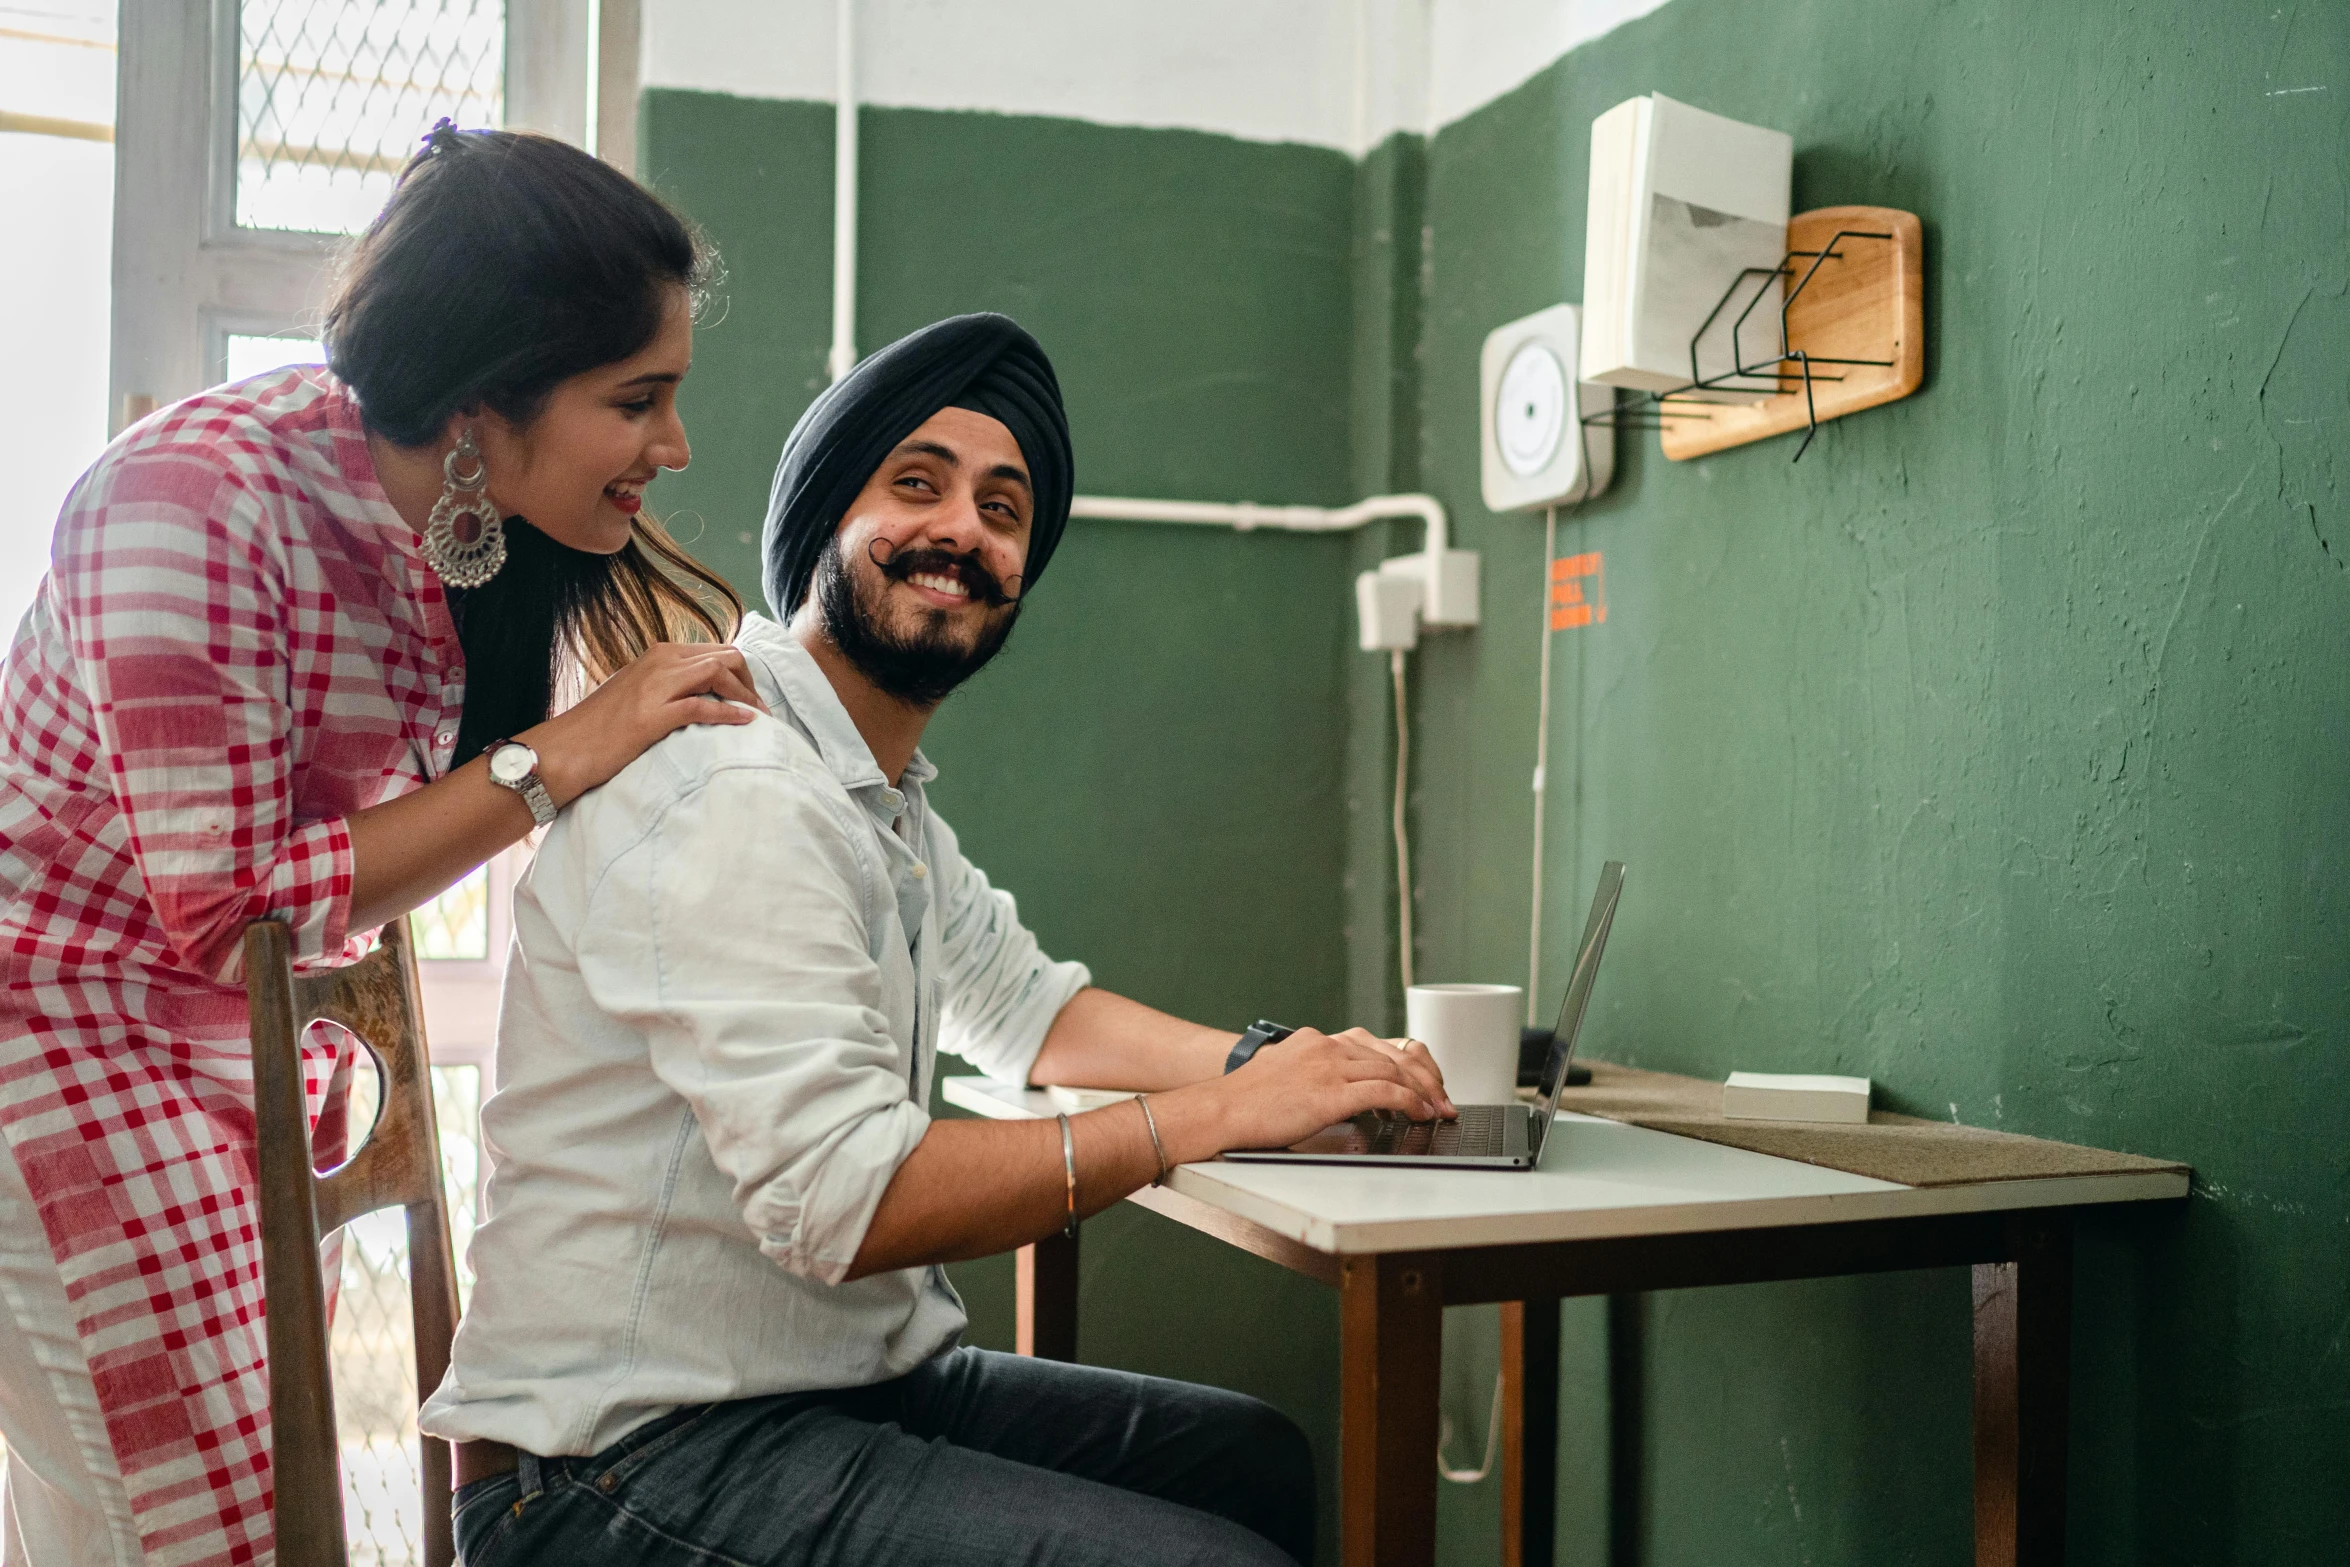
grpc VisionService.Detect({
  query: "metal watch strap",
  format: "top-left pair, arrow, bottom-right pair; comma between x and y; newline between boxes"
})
513,773 -> 556,827
1224,1019 -> 1296,1075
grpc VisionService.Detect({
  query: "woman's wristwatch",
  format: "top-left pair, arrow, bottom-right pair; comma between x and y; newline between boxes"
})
485,739 -> 557,827
1224,1019 -> 1296,1074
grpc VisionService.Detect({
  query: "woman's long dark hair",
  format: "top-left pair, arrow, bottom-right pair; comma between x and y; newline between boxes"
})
322,123 -> 741,766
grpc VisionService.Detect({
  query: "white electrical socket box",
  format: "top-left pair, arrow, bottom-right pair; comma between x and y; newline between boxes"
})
1355,569 -> 1420,651
1388,548 -> 1481,629
1479,303 -> 1617,513
1354,546 -> 1481,652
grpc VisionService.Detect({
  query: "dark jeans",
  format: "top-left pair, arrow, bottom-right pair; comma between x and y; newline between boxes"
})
451,1348 -> 1315,1566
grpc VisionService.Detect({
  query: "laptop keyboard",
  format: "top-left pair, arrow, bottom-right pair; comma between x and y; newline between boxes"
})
1360,1103 -> 1509,1157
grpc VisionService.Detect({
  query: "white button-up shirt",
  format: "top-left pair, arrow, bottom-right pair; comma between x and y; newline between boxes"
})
420,613 -> 1090,1456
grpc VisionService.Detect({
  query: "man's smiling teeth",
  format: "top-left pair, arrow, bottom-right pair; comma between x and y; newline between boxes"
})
908,571 -> 970,599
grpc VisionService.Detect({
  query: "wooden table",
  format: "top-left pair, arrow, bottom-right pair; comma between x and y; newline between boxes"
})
942,1070 -> 2187,1567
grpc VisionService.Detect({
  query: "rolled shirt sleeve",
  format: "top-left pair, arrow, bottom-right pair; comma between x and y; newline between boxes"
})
925,808 -> 1091,1086
56,452 -> 353,983
574,759 -> 931,1285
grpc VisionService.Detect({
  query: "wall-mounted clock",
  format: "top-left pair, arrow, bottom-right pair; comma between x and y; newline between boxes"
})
1480,303 -> 1616,513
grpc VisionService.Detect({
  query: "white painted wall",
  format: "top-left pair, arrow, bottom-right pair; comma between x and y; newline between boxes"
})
1425,0 -> 1673,131
642,0 -> 1359,149
641,0 -> 1676,154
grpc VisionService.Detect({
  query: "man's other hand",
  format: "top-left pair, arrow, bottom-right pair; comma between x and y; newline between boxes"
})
1207,1028 -> 1456,1153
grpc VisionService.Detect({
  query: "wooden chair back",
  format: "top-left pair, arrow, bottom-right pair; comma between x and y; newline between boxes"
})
247,917 -> 460,1567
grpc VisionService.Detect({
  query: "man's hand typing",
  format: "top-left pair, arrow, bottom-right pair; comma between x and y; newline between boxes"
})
1195,1027 -> 1456,1147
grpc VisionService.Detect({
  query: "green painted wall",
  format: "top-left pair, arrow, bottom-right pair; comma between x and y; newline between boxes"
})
641,0 -> 2350,1552
1399,0 -> 2349,1561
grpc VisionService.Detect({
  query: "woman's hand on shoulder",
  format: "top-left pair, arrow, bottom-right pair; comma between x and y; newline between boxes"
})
529,643 -> 766,807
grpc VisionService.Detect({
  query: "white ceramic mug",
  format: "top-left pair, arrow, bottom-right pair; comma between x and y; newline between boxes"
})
1404,983 -> 1523,1105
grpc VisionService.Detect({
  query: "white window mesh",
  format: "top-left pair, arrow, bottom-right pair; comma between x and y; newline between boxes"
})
236,0 -> 504,234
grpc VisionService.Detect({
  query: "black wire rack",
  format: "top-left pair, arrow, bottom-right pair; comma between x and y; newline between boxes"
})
1580,228 -> 1897,463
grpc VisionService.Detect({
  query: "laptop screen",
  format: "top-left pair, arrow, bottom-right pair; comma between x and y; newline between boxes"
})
1530,861 -> 1626,1128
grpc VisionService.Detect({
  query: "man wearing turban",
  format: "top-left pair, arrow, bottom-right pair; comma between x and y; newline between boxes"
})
423,315 -> 1451,1567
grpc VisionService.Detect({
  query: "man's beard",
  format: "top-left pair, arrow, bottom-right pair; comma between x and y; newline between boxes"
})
814,535 -> 1021,709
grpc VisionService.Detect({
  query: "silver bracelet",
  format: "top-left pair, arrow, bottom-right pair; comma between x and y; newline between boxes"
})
1057,1112 -> 1078,1239
1136,1094 -> 1171,1186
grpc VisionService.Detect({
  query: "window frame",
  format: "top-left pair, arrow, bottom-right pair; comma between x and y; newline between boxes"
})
109,0 -> 635,428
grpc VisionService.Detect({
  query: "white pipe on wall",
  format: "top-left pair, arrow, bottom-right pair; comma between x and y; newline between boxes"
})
1071,492 -> 1474,632
827,0 -> 858,382
1070,492 -> 1449,556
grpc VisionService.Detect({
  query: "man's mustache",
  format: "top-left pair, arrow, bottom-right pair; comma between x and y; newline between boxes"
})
868,541 -> 1021,608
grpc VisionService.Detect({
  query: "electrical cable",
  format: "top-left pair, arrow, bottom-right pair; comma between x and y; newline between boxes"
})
1435,510 -> 1563,1486
1434,510 -> 1566,1484
1391,647 -> 1414,992
1526,505 -> 1557,1022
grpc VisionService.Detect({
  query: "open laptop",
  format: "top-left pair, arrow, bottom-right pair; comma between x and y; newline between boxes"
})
1226,861 -> 1625,1171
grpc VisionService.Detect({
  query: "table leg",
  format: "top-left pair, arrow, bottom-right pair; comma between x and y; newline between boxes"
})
1973,1214 -> 2073,1566
1340,1252 -> 1443,1567
1606,1293 -> 1644,1567
1016,1228 -> 1080,1362
1501,1299 -> 1560,1567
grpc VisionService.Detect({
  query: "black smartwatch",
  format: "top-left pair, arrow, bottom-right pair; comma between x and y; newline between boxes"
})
1224,1019 -> 1296,1074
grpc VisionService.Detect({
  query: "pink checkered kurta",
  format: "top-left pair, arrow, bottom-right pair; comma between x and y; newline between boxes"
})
0,368 -> 464,1563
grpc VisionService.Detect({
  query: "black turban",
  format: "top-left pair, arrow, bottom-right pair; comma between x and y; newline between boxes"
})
761,312 -> 1073,619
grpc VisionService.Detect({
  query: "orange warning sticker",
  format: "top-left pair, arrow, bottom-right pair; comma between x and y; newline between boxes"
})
1549,551 -> 1605,630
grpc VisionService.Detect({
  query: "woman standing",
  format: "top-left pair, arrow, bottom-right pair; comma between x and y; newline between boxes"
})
0,125 -> 756,1565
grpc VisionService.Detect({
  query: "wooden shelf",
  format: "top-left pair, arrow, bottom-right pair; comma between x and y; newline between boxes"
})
1660,205 -> 1924,461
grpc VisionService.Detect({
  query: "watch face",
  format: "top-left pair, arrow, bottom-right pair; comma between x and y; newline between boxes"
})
488,744 -> 536,785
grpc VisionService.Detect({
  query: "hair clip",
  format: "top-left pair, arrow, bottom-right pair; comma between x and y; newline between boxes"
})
422,117 -> 463,154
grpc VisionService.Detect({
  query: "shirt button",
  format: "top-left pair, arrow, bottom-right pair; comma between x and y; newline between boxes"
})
435,731 -> 455,748
911,862 -> 927,880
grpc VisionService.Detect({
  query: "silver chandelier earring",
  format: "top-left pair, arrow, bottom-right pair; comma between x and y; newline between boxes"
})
421,427 -> 506,588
